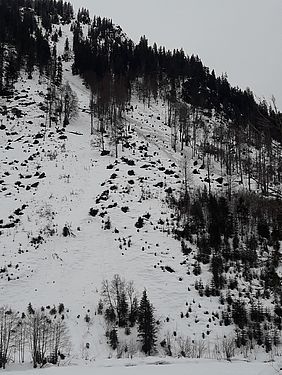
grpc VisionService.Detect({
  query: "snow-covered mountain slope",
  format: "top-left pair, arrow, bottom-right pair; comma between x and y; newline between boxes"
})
0,67 -> 229,352
0,23 -> 281,369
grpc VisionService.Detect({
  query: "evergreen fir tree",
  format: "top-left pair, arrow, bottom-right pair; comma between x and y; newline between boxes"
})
109,328 -> 118,350
28,302 -> 35,315
138,290 -> 157,355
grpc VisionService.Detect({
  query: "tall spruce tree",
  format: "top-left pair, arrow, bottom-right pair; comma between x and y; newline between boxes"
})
138,290 -> 157,355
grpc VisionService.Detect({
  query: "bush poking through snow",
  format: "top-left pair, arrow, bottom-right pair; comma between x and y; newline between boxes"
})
135,217 -> 144,229
104,217 -> 111,230
89,208 -> 99,217
97,299 -> 104,315
62,225 -> 72,237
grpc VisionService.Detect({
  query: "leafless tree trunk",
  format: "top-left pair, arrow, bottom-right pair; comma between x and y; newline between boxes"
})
90,91 -> 95,135
0,307 -> 18,369
16,315 -> 27,364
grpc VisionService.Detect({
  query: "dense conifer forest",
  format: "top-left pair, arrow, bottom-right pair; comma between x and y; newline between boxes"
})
0,0 -> 73,94
71,13 -> 282,142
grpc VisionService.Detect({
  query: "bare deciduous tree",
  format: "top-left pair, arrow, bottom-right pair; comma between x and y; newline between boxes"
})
0,307 -> 18,369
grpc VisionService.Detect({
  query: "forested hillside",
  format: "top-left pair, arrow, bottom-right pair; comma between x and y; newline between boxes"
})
0,0 -> 281,370
0,0 -> 73,94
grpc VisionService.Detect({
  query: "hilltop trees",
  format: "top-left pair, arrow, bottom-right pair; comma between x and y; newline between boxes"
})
0,0 -> 74,96
70,12 -> 281,191
77,8 -> 91,24
71,14 -> 282,145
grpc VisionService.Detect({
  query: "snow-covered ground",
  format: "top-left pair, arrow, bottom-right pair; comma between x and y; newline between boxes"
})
5,358 -> 278,375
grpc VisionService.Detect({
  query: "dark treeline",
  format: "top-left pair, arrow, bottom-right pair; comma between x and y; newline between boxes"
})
71,16 -> 282,143
0,0 -> 73,94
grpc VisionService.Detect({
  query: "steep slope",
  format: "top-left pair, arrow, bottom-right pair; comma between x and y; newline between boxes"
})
0,25 -> 237,358
0,19 -> 281,368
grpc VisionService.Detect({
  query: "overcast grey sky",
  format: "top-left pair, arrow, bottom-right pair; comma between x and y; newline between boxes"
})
71,0 -> 282,110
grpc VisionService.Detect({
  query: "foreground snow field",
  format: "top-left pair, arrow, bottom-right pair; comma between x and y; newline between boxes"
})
5,359 -> 278,375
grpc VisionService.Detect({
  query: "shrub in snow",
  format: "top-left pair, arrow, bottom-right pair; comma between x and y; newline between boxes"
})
89,208 -> 99,217
121,206 -> 129,213
135,217 -> 144,229
62,226 -> 70,237
97,299 -> 103,315
49,306 -> 57,315
104,217 -> 111,230
101,150 -> 110,156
